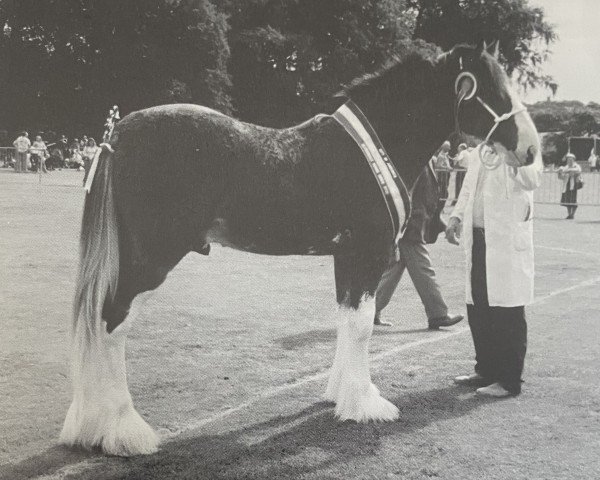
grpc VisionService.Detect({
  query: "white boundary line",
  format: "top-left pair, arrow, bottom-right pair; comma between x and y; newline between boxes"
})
35,262 -> 600,479
162,327 -> 469,440
536,244 -> 600,261
164,271 -> 600,440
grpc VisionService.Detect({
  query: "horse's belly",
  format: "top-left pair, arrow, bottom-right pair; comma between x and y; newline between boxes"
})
205,217 -> 333,256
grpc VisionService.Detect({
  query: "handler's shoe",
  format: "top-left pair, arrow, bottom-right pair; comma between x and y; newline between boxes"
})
475,383 -> 512,398
454,373 -> 490,387
428,314 -> 464,330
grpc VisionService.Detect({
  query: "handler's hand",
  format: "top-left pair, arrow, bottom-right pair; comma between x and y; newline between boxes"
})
445,217 -> 462,245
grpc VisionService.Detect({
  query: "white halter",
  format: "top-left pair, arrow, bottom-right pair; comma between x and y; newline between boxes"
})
455,64 -> 528,170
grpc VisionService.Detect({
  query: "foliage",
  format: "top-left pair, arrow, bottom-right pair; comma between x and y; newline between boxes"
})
220,0 -> 439,127
0,0 -> 558,134
530,101 -> 600,165
0,0 -> 231,136
222,0 -> 557,127
529,101 -> 600,135
409,0 -> 557,93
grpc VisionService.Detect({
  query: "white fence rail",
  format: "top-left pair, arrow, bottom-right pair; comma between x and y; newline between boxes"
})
436,168 -> 600,207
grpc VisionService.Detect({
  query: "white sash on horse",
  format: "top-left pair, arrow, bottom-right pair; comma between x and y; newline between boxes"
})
332,100 -> 411,244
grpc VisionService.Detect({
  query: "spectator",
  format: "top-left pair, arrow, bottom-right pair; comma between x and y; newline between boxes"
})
434,140 -> 452,201
13,131 -> 31,173
82,137 -> 98,186
453,143 -> 469,199
79,135 -> 88,151
558,153 -> 582,219
68,138 -> 80,167
374,162 -> 463,330
588,148 -> 598,172
47,135 -> 68,170
31,135 -> 49,173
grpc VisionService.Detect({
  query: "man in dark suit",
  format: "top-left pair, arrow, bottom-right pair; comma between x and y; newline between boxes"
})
374,161 -> 463,329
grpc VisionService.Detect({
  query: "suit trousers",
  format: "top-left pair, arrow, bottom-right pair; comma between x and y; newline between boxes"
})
376,240 -> 448,321
468,228 -> 527,394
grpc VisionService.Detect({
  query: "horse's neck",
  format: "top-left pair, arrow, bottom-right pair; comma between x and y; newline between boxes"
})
352,59 -> 454,189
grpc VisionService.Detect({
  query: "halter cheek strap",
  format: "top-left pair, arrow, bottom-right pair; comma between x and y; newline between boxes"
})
476,97 -> 527,143
454,66 -> 528,170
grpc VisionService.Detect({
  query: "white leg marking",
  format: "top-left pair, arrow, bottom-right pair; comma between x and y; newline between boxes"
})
324,312 -> 346,402
326,297 -> 399,422
60,292 -> 158,456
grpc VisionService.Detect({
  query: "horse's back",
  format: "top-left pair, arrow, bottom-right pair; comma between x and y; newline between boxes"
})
107,102 -> 388,257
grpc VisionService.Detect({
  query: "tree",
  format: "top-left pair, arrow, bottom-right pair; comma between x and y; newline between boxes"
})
0,0 -> 231,136
529,100 -> 600,134
568,112 -> 599,137
221,0 -> 436,127
409,0 -> 557,92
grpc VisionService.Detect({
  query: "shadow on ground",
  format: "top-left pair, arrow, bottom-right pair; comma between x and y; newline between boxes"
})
275,326 -> 432,351
2,385 -> 496,480
0,446 -> 101,480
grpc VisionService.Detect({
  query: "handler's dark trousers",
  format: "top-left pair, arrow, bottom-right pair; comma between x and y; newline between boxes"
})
468,228 -> 527,394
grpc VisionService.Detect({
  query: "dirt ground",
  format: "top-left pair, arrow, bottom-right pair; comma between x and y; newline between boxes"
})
1,169 -> 599,480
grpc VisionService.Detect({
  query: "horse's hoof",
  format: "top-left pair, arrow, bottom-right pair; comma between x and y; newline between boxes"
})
334,383 -> 399,422
60,402 -> 159,457
101,408 -> 159,457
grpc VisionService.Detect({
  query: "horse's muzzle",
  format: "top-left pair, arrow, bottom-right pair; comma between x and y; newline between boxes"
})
525,145 -> 537,165
511,144 -> 537,167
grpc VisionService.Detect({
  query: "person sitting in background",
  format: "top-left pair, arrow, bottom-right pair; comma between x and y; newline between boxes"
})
82,137 -> 99,186
68,139 -> 81,168
31,135 -> 49,173
13,131 -> 30,173
47,135 -> 69,170
557,152 -> 582,220
79,135 -> 88,151
374,161 -> 464,330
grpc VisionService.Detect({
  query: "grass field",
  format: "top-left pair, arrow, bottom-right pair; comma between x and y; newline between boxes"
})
1,169 -> 599,480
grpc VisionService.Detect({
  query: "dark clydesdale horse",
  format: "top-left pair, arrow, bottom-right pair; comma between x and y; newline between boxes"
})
61,43 -> 540,456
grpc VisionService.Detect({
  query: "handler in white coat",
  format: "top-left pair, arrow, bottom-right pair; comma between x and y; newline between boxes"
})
446,146 -> 542,397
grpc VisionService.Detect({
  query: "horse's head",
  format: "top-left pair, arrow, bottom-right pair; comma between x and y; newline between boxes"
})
443,42 -> 540,167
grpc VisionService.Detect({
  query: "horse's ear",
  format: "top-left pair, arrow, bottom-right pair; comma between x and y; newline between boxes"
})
486,40 -> 500,59
476,40 -> 487,55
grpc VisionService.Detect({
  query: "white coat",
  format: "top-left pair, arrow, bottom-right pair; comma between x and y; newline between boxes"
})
450,149 -> 543,306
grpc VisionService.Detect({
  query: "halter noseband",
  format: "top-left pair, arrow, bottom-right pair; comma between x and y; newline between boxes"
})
454,61 -> 528,170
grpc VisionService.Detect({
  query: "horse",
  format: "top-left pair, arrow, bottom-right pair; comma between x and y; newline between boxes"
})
60,42 -> 540,456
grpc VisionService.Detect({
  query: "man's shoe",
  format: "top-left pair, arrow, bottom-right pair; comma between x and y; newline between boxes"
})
428,314 -> 464,330
453,373 -> 490,387
475,383 -> 512,398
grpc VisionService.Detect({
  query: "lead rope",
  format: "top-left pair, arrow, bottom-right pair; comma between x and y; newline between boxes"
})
475,98 -> 527,171
476,97 -> 527,144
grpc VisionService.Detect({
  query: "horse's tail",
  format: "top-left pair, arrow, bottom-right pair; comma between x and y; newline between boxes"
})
72,144 -> 119,348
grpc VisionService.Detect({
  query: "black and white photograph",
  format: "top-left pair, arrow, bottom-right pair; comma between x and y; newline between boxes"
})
1,1 -> 599,479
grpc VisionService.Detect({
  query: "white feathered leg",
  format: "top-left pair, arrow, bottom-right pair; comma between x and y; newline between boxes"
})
327,297 -> 398,422
60,293 -> 158,456
324,312 -> 347,402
